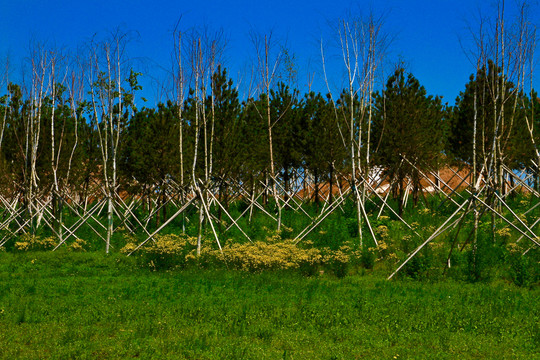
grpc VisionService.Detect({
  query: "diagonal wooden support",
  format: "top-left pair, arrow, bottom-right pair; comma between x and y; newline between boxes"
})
467,190 -> 540,247
53,199 -> 109,250
128,195 -> 197,256
388,196 -> 472,280
294,188 -> 352,244
206,189 -> 252,242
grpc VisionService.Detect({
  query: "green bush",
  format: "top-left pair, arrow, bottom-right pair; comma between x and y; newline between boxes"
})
360,246 -> 375,269
507,243 -> 539,287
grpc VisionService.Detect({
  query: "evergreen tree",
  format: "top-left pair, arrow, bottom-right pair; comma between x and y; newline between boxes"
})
121,102 -> 180,225
372,68 -> 445,214
449,61 -> 514,167
505,91 -> 538,170
270,82 -> 302,196
208,66 -> 242,208
1,83 -> 29,193
449,61 -> 540,196
302,92 -> 347,204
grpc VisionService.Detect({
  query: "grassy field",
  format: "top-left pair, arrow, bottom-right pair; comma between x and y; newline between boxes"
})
0,251 -> 538,359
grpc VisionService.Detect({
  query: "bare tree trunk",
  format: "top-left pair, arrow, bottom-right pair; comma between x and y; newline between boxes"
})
173,25 -> 186,190
330,13 -> 388,247
28,43 -> 48,233
87,31 -> 131,253
251,32 -> 285,230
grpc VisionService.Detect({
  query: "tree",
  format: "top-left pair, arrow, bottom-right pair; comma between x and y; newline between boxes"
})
250,31 -> 286,229
270,82 -> 301,198
238,96 -> 269,200
372,68 -> 446,215
510,91 -> 540,186
449,62 -> 518,167
302,91 -> 347,204
121,102 -> 179,226
87,31 -> 139,252
208,65 -> 242,212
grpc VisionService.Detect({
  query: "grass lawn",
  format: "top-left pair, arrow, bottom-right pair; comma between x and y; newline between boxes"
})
0,251 -> 538,359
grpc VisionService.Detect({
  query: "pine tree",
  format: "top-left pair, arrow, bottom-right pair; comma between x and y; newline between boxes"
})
372,68 -> 445,214
302,92 -> 347,204
208,66 -> 241,211
270,82 -> 301,197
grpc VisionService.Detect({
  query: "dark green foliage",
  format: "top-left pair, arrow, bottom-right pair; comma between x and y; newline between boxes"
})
209,66 -> 242,175
372,68 -> 446,214
403,251 -> 430,279
121,102 -> 180,188
360,246 -> 375,269
507,249 -> 540,288
238,96 -> 269,177
302,92 -> 348,204
271,82 -> 302,193
448,61 -> 539,172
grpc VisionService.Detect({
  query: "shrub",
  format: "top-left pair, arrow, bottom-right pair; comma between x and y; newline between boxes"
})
14,235 -> 56,252
324,248 -> 350,278
346,218 -> 359,238
123,233 -> 197,270
507,242 -> 539,287
218,240 -> 323,273
360,246 -> 375,269
70,239 -> 87,252
402,252 -> 429,279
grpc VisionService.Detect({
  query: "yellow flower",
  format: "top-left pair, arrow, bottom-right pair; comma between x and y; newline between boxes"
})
375,225 -> 389,239
15,241 -> 30,251
70,238 -> 87,252
496,227 -> 511,238
120,242 -> 137,254
506,243 -> 521,254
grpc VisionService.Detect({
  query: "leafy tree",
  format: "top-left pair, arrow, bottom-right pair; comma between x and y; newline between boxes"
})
238,96 -> 269,200
372,68 -> 446,214
270,82 -> 302,196
302,92 -> 347,204
120,102 -> 179,225
208,66 -> 242,210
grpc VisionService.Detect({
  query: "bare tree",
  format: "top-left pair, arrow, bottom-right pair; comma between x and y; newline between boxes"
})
87,30 -> 134,253
25,41 -> 50,232
65,50 -> 86,189
322,10 -> 389,247
172,21 -> 187,190
183,27 -> 226,254
250,31 -> 288,230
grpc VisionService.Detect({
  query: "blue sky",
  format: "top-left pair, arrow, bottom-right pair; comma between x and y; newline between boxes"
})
1,0 -> 538,106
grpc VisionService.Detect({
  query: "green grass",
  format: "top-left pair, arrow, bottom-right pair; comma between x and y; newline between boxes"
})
0,252 -> 538,359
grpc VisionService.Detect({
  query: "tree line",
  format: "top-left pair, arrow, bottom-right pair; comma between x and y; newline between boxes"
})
0,60 -> 538,202
0,0 -> 538,229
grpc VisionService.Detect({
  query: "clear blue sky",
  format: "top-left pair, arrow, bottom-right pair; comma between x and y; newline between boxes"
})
1,0 -> 538,106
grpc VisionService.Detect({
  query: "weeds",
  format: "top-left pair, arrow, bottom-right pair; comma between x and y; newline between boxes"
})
2,195 -> 539,287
